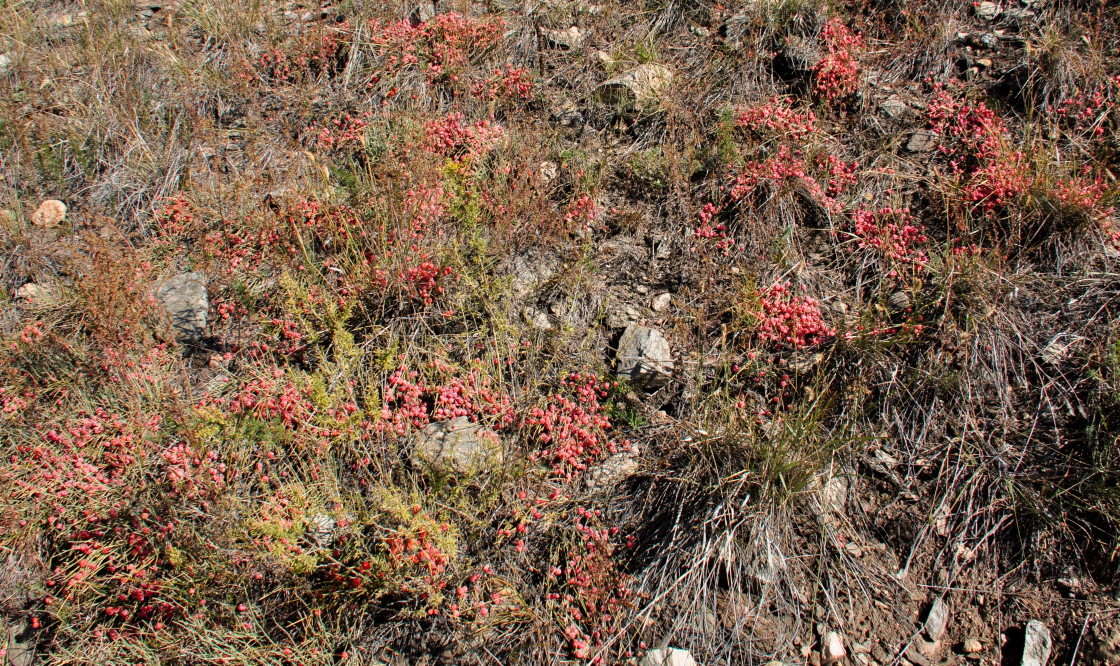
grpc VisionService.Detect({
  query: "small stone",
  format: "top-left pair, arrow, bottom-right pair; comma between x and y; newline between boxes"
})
606,304 -> 642,329
522,307 -> 552,330
822,632 -> 846,665
616,325 -> 673,388
415,2 -> 435,22
906,129 -> 938,153
585,447 -> 640,489
889,291 -> 912,311
904,645 -> 932,666
924,597 -> 949,641
969,32 -> 999,49
593,64 -> 673,110
963,638 -> 982,654
306,513 -> 337,547
880,96 -> 909,119
412,417 -> 503,476
1022,620 -> 1052,666
0,53 -> 12,75
158,272 -> 208,343
691,25 -> 710,39
918,638 -> 942,658
651,293 -> 671,312
14,283 -> 43,301
545,26 -> 586,49
975,58 -> 993,68
539,161 -> 558,182
31,200 -> 67,228
844,541 -> 863,557
639,647 -> 698,666
976,1 -> 1000,19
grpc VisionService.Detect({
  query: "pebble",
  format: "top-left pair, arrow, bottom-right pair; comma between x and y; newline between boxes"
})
31,200 -> 67,228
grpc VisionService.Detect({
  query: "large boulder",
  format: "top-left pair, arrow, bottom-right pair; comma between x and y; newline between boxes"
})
593,64 -> 673,110
157,272 -> 208,343
616,325 -> 673,388
412,417 -> 503,475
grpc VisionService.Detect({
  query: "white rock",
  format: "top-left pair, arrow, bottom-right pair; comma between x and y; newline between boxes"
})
31,200 -> 66,228
0,53 -> 12,75
924,597 -> 949,641
1022,620 -> 1052,666
616,325 -> 673,388
822,631 -> 846,664
651,293 -> 671,312
976,1 -> 1000,19
639,648 -> 698,666
412,417 -> 503,475
964,638 -> 982,654
158,272 -> 208,343
593,64 -> 673,110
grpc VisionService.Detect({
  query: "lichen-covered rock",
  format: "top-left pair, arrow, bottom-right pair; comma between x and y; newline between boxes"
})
158,272 -> 208,343
412,417 -> 503,475
617,325 -> 673,388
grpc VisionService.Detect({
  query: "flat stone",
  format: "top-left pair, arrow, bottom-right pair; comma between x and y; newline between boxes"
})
157,272 -> 208,343
976,1 -> 1000,19
616,325 -> 673,388
1022,620 -> 1052,666
906,130 -> 938,153
412,417 -> 503,475
924,597 -> 949,641
639,648 -> 698,666
963,638 -> 982,654
545,26 -> 586,49
585,447 -> 640,489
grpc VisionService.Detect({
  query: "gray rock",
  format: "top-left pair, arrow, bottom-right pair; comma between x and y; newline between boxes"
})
906,129 -> 938,153
606,303 -> 641,329
924,597 -> 949,640
412,417 -> 503,475
616,325 -> 673,388
585,447 -> 640,489
522,306 -> 553,330
880,96 -> 909,119
775,35 -> 821,75
651,293 -> 671,312
593,64 -> 673,110
545,26 -> 586,49
306,513 -> 337,547
158,272 -> 208,343
1022,620 -> 1052,666
640,648 -> 698,666
889,291 -> 912,311
976,1 -> 1000,19
0,53 -> 12,75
